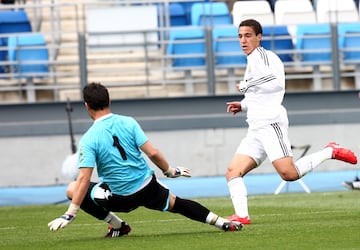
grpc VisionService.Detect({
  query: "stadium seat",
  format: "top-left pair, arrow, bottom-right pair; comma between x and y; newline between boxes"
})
212,26 -> 246,66
180,1 -> 210,26
296,24 -> 332,63
0,38 -> 6,74
262,25 -> 294,63
157,3 -> 188,27
212,26 -> 246,92
0,10 -> 32,34
0,10 -> 32,46
337,22 -> 360,88
232,0 -> 275,27
338,22 -> 360,63
166,28 -> 206,67
7,33 -> 49,78
0,9 -> 31,75
190,2 -> 232,26
274,0 -> 317,25
342,32 -> 360,63
7,33 -> 49,102
296,23 -> 332,90
316,0 -> 359,23
166,28 -> 206,94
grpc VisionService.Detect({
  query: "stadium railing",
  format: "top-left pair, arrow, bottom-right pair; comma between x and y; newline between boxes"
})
0,0 -> 359,103
7,33 -> 50,102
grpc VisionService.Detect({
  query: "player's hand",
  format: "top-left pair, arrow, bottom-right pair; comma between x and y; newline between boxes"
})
226,101 -> 242,115
237,80 -> 248,94
48,214 -> 76,231
164,166 -> 191,178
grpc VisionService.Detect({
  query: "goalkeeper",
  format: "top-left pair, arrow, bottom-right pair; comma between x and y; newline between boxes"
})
48,82 -> 242,237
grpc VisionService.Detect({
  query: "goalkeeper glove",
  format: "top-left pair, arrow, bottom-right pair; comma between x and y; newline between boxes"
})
48,203 -> 79,231
164,166 -> 191,178
48,214 -> 75,231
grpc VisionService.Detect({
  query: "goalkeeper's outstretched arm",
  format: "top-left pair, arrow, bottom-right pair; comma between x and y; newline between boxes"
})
48,168 -> 93,231
140,141 -> 191,178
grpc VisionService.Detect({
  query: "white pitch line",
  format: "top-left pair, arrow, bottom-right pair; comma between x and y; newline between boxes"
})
253,210 -> 343,218
0,227 -> 16,230
72,210 -> 342,227
0,211 -> 342,231
72,218 -> 187,227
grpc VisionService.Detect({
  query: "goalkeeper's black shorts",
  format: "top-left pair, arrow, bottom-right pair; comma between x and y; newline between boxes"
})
89,174 -> 170,212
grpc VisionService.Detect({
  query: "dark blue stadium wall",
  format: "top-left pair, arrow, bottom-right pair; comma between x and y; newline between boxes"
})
1,90 -> 360,137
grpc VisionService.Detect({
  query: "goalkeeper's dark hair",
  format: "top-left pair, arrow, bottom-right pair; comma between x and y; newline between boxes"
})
239,19 -> 263,36
83,82 -> 110,111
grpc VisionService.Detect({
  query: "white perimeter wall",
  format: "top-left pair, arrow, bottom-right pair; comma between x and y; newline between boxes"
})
1,124 -> 359,187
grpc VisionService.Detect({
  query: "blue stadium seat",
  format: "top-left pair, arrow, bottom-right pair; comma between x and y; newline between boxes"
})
191,2 -> 232,26
296,23 -> 332,90
296,24 -> 332,63
168,3 -> 187,26
212,26 -> 246,66
158,3 -> 188,26
166,29 -> 206,67
338,22 -> 360,89
262,25 -> 294,63
7,34 -> 49,78
180,1 -> 205,26
338,22 -> 360,63
0,10 -> 32,44
342,33 -> 360,63
0,38 -> 6,74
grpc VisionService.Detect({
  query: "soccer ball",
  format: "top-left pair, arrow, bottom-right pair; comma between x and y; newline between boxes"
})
61,153 -> 79,181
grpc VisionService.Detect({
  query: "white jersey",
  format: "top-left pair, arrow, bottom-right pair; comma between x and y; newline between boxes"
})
241,47 -> 288,129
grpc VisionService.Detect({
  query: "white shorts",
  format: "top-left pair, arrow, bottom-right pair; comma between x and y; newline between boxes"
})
236,122 -> 293,166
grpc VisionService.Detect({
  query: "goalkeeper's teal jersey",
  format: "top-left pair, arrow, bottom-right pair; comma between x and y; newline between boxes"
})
78,113 -> 154,195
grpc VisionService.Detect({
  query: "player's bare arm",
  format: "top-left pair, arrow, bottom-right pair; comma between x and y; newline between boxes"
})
47,167 -> 93,231
141,140 -> 190,178
140,141 -> 169,172
71,168 -> 92,206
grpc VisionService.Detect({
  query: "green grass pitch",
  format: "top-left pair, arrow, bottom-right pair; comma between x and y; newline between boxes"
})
0,191 -> 359,250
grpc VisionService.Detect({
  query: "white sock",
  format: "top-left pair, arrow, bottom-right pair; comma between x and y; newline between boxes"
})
206,212 -> 227,229
227,177 -> 249,218
295,147 -> 332,177
104,212 -> 123,228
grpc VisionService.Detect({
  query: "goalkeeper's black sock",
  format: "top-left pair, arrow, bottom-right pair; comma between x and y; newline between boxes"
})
172,196 -> 210,223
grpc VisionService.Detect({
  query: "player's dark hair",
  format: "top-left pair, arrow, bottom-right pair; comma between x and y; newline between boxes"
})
83,82 -> 110,111
239,19 -> 263,35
